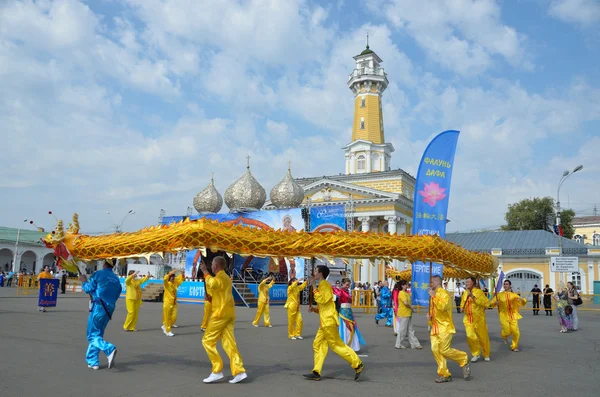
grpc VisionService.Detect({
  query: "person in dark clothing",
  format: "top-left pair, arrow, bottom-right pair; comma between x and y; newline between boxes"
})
531,284 -> 542,315
61,273 -> 67,294
543,285 -> 553,316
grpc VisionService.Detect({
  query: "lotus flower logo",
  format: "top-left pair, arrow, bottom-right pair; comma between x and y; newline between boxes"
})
419,182 -> 447,207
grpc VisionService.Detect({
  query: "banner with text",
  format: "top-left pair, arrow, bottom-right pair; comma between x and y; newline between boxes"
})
38,279 -> 59,307
310,205 -> 346,232
411,130 -> 460,306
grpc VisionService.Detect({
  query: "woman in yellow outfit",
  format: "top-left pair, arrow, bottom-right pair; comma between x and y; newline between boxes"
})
284,277 -> 307,340
427,275 -> 470,383
162,270 -> 184,337
490,279 -> 527,352
252,276 -> 275,327
460,277 -> 491,362
123,270 -> 150,331
199,257 -> 247,384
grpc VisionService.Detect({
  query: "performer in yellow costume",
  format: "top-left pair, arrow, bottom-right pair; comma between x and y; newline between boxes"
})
252,275 -> 275,328
161,270 -> 184,337
490,279 -> 527,352
284,277 -> 307,340
37,266 -> 53,312
123,270 -> 149,332
303,265 -> 363,381
460,277 -> 490,362
200,257 -> 247,384
201,268 -> 212,332
427,275 -> 470,383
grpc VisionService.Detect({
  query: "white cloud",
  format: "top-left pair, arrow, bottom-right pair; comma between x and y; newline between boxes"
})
548,0 -> 600,27
369,0 -> 530,75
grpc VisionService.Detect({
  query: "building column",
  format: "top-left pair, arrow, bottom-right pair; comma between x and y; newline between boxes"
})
358,216 -> 371,283
349,153 -> 356,174
385,216 -> 399,269
366,152 -> 372,172
549,266 -> 556,291
588,260 -> 594,295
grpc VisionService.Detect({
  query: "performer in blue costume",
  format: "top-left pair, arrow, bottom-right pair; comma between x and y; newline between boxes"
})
79,260 -> 122,370
375,284 -> 394,327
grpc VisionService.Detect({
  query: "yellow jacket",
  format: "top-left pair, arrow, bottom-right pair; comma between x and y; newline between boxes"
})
125,274 -> 149,300
257,278 -> 275,304
37,271 -> 52,281
205,270 -> 235,319
163,273 -> 184,305
490,291 -> 526,321
314,279 -> 339,328
461,288 -> 489,325
429,288 -> 455,335
284,280 -> 307,308
396,290 -> 412,317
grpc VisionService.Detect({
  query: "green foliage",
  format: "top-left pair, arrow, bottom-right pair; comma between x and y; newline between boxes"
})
501,196 -> 574,238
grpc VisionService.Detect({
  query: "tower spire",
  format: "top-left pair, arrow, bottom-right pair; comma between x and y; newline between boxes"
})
366,32 -> 369,49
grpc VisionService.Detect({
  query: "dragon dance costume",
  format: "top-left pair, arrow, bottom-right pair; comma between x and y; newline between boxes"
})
284,280 -> 308,339
490,290 -> 527,351
333,286 -> 365,352
123,273 -> 149,331
252,278 -> 275,327
460,288 -> 491,360
375,285 -> 394,327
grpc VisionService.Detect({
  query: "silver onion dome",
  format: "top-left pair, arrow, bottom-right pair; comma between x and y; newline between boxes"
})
193,174 -> 223,213
224,157 -> 266,211
270,164 -> 304,208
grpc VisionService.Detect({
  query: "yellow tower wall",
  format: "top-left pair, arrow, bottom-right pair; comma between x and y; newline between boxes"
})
352,94 -> 384,144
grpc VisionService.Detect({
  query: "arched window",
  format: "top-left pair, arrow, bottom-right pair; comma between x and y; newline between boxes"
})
593,233 -> 600,246
357,155 -> 366,171
360,97 -> 366,108
360,117 -> 365,129
573,234 -> 583,244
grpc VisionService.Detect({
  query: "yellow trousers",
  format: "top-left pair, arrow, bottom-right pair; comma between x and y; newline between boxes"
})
201,301 -> 212,329
162,303 -> 177,333
430,333 -> 468,377
252,301 -> 271,327
500,318 -> 520,350
312,326 -> 362,375
464,319 -> 490,358
202,316 -> 246,376
287,304 -> 302,338
123,299 -> 141,331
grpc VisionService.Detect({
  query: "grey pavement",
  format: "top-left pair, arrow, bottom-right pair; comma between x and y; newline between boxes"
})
1,287 -> 598,397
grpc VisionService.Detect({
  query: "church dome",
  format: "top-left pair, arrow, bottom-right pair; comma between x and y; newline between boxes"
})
224,159 -> 266,211
193,175 -> 223,213
270,165 -> 304,208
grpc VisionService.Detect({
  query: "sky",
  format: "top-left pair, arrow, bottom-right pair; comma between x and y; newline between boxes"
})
1,0 -> 599,235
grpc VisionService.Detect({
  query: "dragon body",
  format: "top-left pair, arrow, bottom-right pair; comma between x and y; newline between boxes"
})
43,214 -> 497,275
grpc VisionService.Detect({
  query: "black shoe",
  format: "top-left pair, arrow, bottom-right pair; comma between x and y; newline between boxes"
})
375,319 -> 379,325
354,363 -> 364,381
303,371 -> 321,381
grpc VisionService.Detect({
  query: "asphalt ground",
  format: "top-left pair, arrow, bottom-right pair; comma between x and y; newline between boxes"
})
1,288 -> 598,397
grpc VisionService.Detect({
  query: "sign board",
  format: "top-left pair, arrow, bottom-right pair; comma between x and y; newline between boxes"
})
550,257 -> 579,273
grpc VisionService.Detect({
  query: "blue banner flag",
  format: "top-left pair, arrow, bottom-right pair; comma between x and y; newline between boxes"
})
411,130 -> 460,306
310,205 -> 346,232
38,279 -> 59,307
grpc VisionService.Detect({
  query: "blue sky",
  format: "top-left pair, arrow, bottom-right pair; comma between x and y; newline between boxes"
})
0,0 -> 599,234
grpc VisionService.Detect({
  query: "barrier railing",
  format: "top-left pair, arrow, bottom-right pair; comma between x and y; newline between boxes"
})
351,290 -> 377,313
14,277 -> 84,295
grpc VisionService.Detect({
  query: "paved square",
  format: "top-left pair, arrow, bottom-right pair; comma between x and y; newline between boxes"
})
1,289 -> 598,397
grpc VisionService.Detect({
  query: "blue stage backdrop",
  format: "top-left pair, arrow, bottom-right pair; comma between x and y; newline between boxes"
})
39,279 -> 59,307
411,130 -> 460,307
310,205 -> 346,232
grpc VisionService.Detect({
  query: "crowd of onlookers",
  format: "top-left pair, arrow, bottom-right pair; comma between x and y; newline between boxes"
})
0,268 -> 70,293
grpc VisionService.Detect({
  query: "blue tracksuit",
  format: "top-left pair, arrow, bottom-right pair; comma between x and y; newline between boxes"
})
82,268 -> 122,367
375,286 -> 394,327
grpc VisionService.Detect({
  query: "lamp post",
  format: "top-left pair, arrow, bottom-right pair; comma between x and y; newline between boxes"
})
107,209 -> 135,233
12,219 -> 29,273
556,165 -> 583,284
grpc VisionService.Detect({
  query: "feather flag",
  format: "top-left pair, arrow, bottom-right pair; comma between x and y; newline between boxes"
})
494,271 -> 505,294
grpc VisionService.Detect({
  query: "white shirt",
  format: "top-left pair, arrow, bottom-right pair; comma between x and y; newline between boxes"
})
454,286 -> 464,298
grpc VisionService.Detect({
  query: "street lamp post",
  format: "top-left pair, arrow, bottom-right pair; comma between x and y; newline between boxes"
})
12,219 -> 29,272
106,209 -> 135,233
555,165 -> 583,283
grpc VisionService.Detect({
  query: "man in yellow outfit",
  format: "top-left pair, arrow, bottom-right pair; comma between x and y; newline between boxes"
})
162,270 -> 184,337
490,279 -> 527,352
123,270 -> 150,332
303,265 -> 364,381
200,257 -> 247,384
200,267 -> 212,332
252,275 -> 275,328
284,277 -> 307,340
460,277 -> 491,362
427,275 -> 470,383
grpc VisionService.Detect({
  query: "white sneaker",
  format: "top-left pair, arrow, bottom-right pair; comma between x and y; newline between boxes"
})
471,355 -> 480,363
252,324 -> 259,328
296,336 -> 304,340
289,337 -> 297,340
200,328 -> 206,332
161,325 -> 166,334
203,372 -> 224,383
267,325 -> 273,328
166,332 -> 175,337
172,324 -> 178,328
484,357 -> 491,362
107,349 -> 117,369
229,372 -> 248,384
87,365 -> 100,370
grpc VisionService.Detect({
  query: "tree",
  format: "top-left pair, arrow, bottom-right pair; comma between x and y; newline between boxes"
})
501,196 -> 575,239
